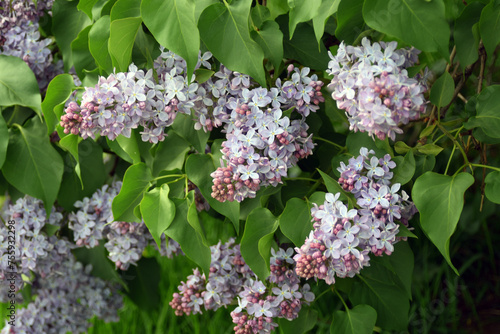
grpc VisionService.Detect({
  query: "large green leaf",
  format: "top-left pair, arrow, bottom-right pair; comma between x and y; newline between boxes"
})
429,72 -> 454,109
166,197 -> 211,275
52,0 -> 91,71
0,114 -> 8,169
71,25 -> 96,79
479,0 -> 500,57
125,257 -> 161,312
152,131 -> 190,176
335,0 -> 365,45
0,55 -> 42,117
171,112 -> 209,153
318,169 -> 356,208
454,2 -> 483,68
185,154 -> 240,231
110,0 -> 140,21
363,0 -> 450,56
349,262 -> 410,330
116,130 -> 141,164
2,118 -> 64,214
57,139 -> 106,210
240,207 -> 278,280
198,0 -> 266,86
464,85 -> 500,138
485,171 -> 500,204
346,131 -> 389,157
391,150 -> 415,186
141,0 -> 199,80
141,184 -> 176,247
108,17 -> 142,72
77,0 -> 99,19
312,0 -> 341,44
250,20 -> 284,71
278,197 -> 312,247
412,172 -> 474,274
278,15 -> 329,70
279,307 -> 317,334
42,74 -> 74,135
89,15 -> 113,73
112,163 -> 153,223
331,304 -> 377,334
288,0 -> 321,39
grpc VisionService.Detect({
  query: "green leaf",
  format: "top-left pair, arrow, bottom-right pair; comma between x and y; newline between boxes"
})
194,68 -> 215,84
414,154 -> 436,178
429,72 -> 454,109
288,0 -> 321,39
363,0 -> 450,56
251,20 -> 284,71
116,130 -> 141,164
416,143 -> 444,156
397,223 -> 417,239
312,0 -> 341,45
349,263 -> 410,330
52,0 -> 91,71
141,184 -> 176,247
171,112 -> 209,153
42,74 -> 74,135
198,0 -> 266,86
185,154 -> 240,231
141,0 -> 199,80
419,124 -> 436,139
59,134 -> 82,180
77,0 -> 99,19
0,114 -> 8,169
194,0 -> 218,22
0,55 -> 42,117
108,17 -> 142,72
89,15 -> 113,73
479,0 -> 500,57
346,131 -> 389,157
125,257 -> 161,311
166,197 -> 211,275
112,163 -> 153,223
73,243 -> 125,287
278,15 -> 330,70
57,139 -> 106,210
454,2 -> 483,68
110,0 -> 140,21
464,85 -> 500,138
279,198 -> 312,246
251,4 -> 270,29
394,141 -> 411,155
391,150 -> 415,186
485,171 -> 500,204
331,304 -> 377,334
335,0 -> 365,45
240,207 -> 278,280
71,26 -> 96,79
152,131 -> 190,176
412,172 -> 474,274
318,169 -> 356,208
268,0 -> 289,20
186,190 -> 209,245
279,307 -> 317,334
2,118 -> 64,215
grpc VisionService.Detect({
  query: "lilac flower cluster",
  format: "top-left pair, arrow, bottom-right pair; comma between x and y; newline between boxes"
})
208,66 -> 323,202
294,148 -> 416,284
0,0 -> 63,91
67,181 -> 182,270
59,49 -> 211,140
170,240 -> 314,334
327,37 -> 428,140
2,240 -> 122,334
0,195 -> 122,333
0,196 -> 63,291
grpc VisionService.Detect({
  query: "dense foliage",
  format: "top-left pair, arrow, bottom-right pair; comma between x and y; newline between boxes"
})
1,0 -> 499,333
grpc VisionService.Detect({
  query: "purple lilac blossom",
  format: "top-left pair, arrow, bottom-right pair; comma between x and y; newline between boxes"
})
327,38 -> 428,141
294,148 -> 417,284
169,240 -> 314,334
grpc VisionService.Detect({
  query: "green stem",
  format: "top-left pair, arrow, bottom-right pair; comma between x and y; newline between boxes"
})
437,123 -> 470,172
353,29 -> 375,45
470,163 -> 500,172
153,174 -> 185,181
444,145 -> 456,176
315,286 -> 333,302
334,288 -> 348,310
312,136 -> 345,151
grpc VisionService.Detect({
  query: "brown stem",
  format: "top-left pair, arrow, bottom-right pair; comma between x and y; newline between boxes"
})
477,40 -> 486,94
